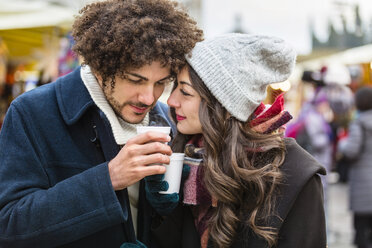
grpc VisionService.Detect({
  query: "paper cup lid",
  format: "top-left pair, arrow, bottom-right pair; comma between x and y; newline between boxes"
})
136,126 -> 171,134
170,153 -> 185,160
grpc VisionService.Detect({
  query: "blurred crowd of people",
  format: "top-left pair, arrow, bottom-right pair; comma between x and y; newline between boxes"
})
286,64 -> 372,248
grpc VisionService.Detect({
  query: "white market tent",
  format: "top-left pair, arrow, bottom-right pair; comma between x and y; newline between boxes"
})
288,43 -> 372,88
0,1 -> 74,30
0,0 -> 79,83
286,44 -> 372,118
0,1 -> 75,58
297,44 -> 372,71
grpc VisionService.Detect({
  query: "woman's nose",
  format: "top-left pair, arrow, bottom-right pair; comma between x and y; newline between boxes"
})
167,91 -> 180,108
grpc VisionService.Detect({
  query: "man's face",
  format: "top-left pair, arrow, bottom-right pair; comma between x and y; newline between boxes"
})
99,61 -> 174,124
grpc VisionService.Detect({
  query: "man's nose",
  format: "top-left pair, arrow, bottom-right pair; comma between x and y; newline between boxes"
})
138,85 -> 155,106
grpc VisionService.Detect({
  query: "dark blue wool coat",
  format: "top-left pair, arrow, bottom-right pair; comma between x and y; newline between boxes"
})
0,67 -> 175,248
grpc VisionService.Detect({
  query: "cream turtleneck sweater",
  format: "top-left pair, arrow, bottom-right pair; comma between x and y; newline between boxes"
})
81,65 -> 149,236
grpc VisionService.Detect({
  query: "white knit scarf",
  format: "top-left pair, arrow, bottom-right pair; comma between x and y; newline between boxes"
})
80,65 -> 149,236
80,65 -> 149,145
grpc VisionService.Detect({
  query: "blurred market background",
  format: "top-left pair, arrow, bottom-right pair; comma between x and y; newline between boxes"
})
2,0 -> 372,247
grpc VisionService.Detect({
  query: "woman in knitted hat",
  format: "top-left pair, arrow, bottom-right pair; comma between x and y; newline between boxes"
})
149,33 -> 326,248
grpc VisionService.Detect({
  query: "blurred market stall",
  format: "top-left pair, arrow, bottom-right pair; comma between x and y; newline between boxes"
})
0,0 -> 79,128
286,44 -> 372,119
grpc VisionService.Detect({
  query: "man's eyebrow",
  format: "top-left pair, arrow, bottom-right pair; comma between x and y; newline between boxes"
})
180,81 -> 193,87
125,72 -> 148,81
125,73 -> 174,82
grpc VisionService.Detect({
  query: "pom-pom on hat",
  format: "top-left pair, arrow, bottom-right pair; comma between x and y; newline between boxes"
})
186,33 -> 297,122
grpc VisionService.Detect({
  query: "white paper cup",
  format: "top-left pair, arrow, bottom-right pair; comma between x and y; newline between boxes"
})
136,126 -> 171,166
136,126 -> 171,135
160,153 -> 185,194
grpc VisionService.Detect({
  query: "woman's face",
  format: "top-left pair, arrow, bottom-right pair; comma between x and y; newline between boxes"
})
167,67 -> 203,135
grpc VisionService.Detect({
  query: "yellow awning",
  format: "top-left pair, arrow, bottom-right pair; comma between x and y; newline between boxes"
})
0,27 -> 68,58
0,1 -> 74,58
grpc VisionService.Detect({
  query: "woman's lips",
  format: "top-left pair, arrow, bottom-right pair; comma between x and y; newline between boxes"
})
176,114 -> 186,121
130,105 -> 148,114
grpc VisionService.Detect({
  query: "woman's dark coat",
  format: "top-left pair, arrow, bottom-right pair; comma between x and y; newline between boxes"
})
153,138 -> 327,247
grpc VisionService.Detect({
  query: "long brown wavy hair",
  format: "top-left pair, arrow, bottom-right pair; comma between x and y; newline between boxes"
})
171,64 -> 286,247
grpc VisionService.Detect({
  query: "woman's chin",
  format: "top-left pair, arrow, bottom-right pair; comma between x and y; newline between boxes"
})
177,124 -> 202,135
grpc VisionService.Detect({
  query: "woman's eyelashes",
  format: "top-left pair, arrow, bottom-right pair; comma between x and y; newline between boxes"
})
175,79 -> 193,96
180,88 -> 192,96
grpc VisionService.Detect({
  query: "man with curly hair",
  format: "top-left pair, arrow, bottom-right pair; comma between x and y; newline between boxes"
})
0,0 -> 203,247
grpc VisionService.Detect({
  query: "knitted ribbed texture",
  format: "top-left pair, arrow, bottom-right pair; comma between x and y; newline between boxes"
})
186,33 -> 297,121
80,65 -> 149,145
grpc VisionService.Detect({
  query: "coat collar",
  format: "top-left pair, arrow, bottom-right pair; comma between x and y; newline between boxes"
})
56,67 -> 95,125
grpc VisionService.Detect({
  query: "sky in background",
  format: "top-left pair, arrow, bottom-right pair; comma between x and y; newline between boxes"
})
200,0 -> 372,55
13,0 -> 372,55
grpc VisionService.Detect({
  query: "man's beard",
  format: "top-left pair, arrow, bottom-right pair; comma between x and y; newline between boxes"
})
102,84 -> 154,123
106,95 -> 153,123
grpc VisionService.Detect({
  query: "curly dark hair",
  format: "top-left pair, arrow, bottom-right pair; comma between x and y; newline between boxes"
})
72,0 -> 203,85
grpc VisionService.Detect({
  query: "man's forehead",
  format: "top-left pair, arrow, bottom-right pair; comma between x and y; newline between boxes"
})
124,62 -> 172,79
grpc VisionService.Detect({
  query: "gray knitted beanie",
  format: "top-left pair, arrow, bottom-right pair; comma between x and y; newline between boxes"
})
186,33 -> 297,122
